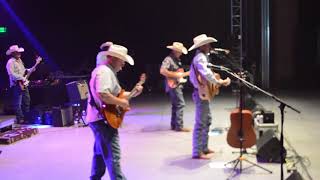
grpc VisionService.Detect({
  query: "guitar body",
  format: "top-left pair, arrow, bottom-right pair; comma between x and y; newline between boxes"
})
227,109 -> 256,148
17,80 -> 27,91
167,68 -> 187,89
198,73 -> 221,101
101,89 -> 128,129
100,73 -> 147,129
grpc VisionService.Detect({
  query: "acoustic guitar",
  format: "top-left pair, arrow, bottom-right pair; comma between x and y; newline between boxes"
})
101,73 -> 146,129
166,68 -> 188,89
226,108 -> 256,148
18,56 -> 42,90
197,73 -> 230,101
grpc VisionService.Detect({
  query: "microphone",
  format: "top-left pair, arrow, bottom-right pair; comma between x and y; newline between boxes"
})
209,48 -> 230,54
207,63 -> 230,71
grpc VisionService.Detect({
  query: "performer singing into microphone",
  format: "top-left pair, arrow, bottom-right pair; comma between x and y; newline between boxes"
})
188,34 -> 230,159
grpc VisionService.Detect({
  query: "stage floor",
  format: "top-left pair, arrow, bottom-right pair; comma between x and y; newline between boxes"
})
0,91 -> 318,180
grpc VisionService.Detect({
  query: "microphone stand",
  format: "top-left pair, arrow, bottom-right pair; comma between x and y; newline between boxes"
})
219,66 -> 300,180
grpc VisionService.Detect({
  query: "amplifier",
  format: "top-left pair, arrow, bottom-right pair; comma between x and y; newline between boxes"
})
52,106 -> 74,127
263,111 -> 274,123
66,80 -> 89,103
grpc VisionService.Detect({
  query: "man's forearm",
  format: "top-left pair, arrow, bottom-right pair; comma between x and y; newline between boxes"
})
98,92 -> 124,106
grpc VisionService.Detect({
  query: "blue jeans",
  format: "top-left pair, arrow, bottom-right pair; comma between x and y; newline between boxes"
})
168,87 -> 185,130
192,89 -> 212,156
11,85 -> 30,122
89,120 -> 126,180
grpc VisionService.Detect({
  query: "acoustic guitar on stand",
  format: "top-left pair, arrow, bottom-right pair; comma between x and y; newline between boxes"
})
101,73 -> 147,129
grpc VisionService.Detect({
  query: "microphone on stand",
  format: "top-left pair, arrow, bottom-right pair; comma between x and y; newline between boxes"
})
209,48 -> 230,55
207,63 -> 230,71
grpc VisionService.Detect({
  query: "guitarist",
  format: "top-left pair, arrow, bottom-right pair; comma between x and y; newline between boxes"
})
160,42 -> 190,132
86,44 -> 143,180
188,34 -> 230,159
5,45 -> 36,124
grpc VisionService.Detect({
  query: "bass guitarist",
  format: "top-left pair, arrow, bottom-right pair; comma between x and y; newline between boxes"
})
160,42 -> 190,132
5,45 -> 41,124
86,44 -> 143,180
188,34 -> 231,159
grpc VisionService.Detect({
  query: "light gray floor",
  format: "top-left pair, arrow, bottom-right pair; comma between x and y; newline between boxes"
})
0,91 -> 318,180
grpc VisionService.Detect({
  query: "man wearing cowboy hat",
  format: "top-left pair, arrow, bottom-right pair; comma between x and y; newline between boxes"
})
188,34 -> 231,159
86,44 -> 143,180
160,42 -> 191,132
5,45 -> 34,124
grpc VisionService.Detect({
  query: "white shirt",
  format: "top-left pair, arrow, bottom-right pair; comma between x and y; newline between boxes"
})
189,51 -> 220,89
6,58 -> 27,87
85,65 -> 121,123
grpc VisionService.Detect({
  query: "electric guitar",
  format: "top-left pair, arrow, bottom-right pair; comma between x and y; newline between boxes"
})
166,68 -> 188,89
18,56 -> 42,90
101,73 -> 147,129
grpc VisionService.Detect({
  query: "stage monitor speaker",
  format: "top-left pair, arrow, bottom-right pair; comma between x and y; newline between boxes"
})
256,129 -> 286,163
66,80 -> 88,103
286,171 -> 303,180
52,106 -> 73,127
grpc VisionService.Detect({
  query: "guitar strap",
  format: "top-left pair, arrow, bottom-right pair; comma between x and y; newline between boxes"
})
191,62 -> 204,87
87,80 -> 102,113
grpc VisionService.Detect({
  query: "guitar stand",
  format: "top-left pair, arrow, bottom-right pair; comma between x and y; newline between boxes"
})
225,140 -> 272,179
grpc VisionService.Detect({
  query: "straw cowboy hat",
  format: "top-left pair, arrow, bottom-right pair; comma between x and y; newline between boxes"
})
188,34 -> 218,51
167,42 -> 188,55
100,44 -> 134,65
6,45 -> 24,55
100,41 -> 113,50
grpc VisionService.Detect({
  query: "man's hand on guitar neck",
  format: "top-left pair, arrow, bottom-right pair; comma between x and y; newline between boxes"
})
132,84 -> 143,97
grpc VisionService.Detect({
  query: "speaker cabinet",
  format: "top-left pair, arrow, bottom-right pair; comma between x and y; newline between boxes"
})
52,106 -> 73,127
256,129 -> 286,163
66,80 -> 88,103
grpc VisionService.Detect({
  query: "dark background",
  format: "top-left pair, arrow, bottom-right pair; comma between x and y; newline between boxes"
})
1,0 -> 319,92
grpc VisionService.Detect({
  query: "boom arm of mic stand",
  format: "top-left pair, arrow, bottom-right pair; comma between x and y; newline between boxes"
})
222,68 -> 301,113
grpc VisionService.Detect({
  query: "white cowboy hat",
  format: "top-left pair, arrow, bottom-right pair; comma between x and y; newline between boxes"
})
105,44 -> 134,65
6,45 -> 24,55
100,41 -> 113,50
188,34 -> 218,51
166,42 -> 188,55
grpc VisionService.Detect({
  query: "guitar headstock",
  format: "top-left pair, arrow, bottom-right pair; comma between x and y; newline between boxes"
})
35,56 -> 42,65
138,73 -> 147,85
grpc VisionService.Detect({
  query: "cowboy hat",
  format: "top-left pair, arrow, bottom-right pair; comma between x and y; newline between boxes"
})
167,42 -> 188,55
105,44 -> 134,65
188,34 -> 218,51
6,45 -> 24,55
100,41 -> 113,50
